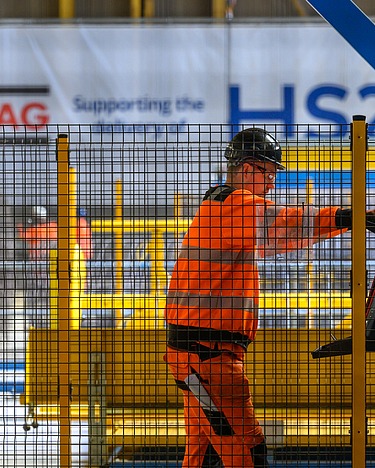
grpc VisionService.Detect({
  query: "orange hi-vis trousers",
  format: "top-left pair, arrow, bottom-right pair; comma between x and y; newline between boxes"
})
165,343 -> 265,468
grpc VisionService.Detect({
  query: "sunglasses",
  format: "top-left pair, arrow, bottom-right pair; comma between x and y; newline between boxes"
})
251,163 -> 277,183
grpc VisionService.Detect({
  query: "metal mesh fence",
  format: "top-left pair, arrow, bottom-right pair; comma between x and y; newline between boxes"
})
0,121 -> 373,467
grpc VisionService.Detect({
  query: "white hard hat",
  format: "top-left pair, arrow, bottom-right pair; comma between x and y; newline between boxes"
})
32,206 -> 47,218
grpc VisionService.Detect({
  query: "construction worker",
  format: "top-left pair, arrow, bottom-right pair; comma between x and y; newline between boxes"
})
164,127 -> 375,468
18,206 -> 57,261
18,206 -> 93,261
18,206 -> 58,317
18,206 -> 93,318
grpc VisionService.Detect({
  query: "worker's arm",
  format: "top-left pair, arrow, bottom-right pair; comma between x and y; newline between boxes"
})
257,204 -> 346,257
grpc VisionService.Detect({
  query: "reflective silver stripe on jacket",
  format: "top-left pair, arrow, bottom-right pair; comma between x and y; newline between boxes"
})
178,245 -> 255,265
166,290 -> 255,312
256,203 -> 319,255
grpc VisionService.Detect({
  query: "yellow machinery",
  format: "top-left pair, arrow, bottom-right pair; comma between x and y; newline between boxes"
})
21,327 -> 375,462
21,213 -> 359,464
20,223 -> 360,465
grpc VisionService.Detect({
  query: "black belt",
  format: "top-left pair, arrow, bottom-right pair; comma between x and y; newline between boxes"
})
169,341 -> 223,361
167,324 -> 251,350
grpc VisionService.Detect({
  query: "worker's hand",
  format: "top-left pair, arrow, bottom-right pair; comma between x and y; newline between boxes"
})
335,208 -> 375,234
335,208 -> 351,229
366,210 -> 375,233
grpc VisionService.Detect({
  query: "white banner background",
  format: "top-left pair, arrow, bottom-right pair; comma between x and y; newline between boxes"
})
0,23 -> 374,129
1,23 -> 374,205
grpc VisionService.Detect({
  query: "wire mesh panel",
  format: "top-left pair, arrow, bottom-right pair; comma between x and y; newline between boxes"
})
0,122 -> 373,467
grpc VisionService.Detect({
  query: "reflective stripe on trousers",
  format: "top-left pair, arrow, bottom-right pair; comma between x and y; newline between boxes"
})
165,346 -> 265,468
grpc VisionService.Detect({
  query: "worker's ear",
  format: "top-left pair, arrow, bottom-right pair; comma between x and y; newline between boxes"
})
242,163 -> 252,178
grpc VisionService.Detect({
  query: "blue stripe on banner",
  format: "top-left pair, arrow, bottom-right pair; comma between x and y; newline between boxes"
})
306,0 -> 375,70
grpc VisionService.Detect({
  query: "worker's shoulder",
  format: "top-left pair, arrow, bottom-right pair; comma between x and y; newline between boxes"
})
202,185 -> 236,202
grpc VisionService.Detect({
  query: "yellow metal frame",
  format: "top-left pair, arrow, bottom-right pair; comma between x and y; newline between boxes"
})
21,328 -> 375,452
59,0 -> 74,19
130,0 -> 154,18
351,116 -> 367,467
22,121 -> 372,463
56,134 -> 72,467
61,144 -> 364,330
68,217 -> 353,330
285,144 -> 375,170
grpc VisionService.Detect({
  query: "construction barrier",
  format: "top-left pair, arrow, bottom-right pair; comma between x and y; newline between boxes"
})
0,120 -> 373,467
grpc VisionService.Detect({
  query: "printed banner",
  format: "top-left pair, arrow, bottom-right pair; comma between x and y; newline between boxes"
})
0,23 -> 374,133
1,23 -> 374,204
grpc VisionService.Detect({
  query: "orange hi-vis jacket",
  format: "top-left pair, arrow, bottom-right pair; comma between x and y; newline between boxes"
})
18,222 -> 58,261
165,185 -> 346,348
18,218 -> 93,261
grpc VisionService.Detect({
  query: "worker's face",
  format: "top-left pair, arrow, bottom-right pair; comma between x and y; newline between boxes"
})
242,161 -> 277,196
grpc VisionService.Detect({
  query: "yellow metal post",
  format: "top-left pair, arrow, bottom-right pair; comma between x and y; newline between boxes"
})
114,179 -> 123,294
49,249 -> 58,330
130,0 -> 154,17
174,192 -> 183,218
351,115 -> 367,468
69,246 -> 86,330
143,0 -> 155,17
68,168 -> 80,329
305,178 -> 315,328
130,0 -> 142,17
114,179 -> 124,326
57,134 -> 72,467
212,0 -> 226,18
69,168 -> 77,260
59,0 -> 75,18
